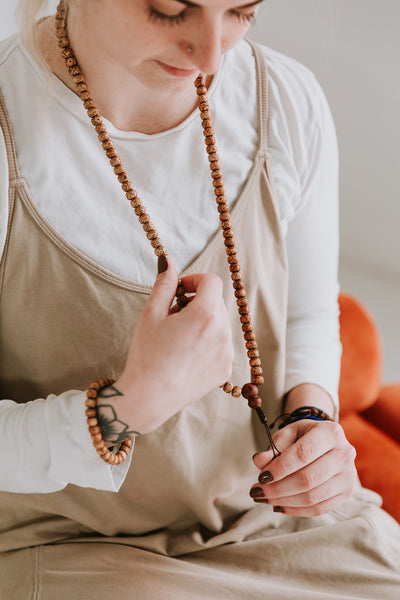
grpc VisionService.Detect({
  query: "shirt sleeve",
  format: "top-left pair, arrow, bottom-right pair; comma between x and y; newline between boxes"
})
0,391 -> 133,493
283,76 -> 341,407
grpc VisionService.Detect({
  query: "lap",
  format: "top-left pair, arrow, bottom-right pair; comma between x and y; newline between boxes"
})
2,491 -> 400,600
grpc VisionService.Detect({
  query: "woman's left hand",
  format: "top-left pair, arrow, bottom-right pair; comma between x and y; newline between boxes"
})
250,419 -> 357,516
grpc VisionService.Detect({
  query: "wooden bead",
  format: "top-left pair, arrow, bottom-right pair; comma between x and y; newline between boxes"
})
110,157 -> 121,167
250,357 -> 261,367
65,56 -> 77,67
88,425 -> 100,435
236,296 -> 247,305
246,340 -> 258,350
244,331 -> 256,341
98,131 -> 110,143
251,366 -> 263,376
240,315 -> 251,324
84,100 -> 96,111
233,279 -> 244,289
235,289 -> 246,299
223,230 -> 234,239
231,386 -> 242,398
214,187 -> 225,196
176,285 -> 185,297
247,349 -> 260,359
248,396 -> 262,409
92,433 -> 102,443
86,408 -> 97,418
242,323 -> 252,332
146,230 -> 157,240
126,189 -> 138,200
241,383 -> 259,399
155,247 -> 165,257
223,382 -> 233,394
61,47 -> 74,59
252,375 -> 265,385
228,255 -> 239,265
69,66 -> 81,76
208,152 -> 219,162
202,118 -> 212,129
205,135 -> 216,145
230,263 -> 240,272
87,417 -> 98,427
77,82 -> 88,93
221,220 -> 232,230
85,398 -> 96,408
87,388 -> 97,399
91,115 -> 102,126
238,304 -> 249,314
118,173 -> 129,184
217,203 -> 229,213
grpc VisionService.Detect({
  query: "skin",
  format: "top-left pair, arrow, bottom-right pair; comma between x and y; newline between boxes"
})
40,0 -> 358,516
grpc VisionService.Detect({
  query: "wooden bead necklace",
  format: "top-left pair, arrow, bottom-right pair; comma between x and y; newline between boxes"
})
55,0 -> 280,459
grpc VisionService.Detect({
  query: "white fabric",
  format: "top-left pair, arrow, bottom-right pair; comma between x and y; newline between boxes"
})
0,35 -> 340,493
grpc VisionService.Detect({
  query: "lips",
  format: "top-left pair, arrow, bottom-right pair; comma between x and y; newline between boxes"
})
156,60 -> 199,78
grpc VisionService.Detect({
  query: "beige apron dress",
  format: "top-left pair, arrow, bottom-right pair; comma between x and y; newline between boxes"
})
0,40 -> 399,599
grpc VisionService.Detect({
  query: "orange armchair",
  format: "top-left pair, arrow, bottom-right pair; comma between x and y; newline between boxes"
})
338,293 -> 400,522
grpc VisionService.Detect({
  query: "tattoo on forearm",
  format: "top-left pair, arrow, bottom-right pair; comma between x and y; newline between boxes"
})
97,385 -> 141,444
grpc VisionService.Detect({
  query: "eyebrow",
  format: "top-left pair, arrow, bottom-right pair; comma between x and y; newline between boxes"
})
175,0 -> 264,8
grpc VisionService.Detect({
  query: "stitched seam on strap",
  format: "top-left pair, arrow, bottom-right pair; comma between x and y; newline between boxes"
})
0,92 -> 20,182
0,186 -> 15,300
245,38 -> 269,153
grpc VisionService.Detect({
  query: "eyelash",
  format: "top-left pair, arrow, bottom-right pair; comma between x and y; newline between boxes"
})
147,7 -> 256,27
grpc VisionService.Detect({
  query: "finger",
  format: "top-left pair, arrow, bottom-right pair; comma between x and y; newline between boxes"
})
179,273 -> 224,304
269,493 -> 350,517
253,448 -> 343,499
256,472 -> 349,508
146,256 -> 179,321
168,295 -> 195,315
253,425 -> 298,470
258,422 -> 340,484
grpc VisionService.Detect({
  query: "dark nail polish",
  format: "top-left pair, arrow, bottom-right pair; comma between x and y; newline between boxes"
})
249,487 -> 265,499
158,255 -> 168,274
273,506 -> 285,513
258,470 -> 273,484
253,498 -> 269,504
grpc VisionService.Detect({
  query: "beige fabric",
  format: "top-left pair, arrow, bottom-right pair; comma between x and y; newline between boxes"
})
1,40 -> 400,598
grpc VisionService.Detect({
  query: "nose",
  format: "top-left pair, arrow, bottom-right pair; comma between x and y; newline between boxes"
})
183,19 -> 225,75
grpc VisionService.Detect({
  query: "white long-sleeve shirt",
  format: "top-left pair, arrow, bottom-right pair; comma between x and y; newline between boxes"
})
0,35 -> 340,493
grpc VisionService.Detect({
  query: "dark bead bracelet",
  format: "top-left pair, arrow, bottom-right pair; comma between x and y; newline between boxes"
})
272,405 -> 335,430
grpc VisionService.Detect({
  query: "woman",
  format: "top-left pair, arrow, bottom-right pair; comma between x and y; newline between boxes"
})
0,0 -> 399,597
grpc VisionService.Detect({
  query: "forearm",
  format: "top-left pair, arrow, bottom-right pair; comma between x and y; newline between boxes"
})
283,383 -> 336,420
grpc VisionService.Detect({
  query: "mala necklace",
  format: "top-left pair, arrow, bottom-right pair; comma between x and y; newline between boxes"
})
55,0 -> 280,463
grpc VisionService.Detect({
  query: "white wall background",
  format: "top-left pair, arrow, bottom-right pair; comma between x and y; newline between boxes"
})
1,1 -> 399,381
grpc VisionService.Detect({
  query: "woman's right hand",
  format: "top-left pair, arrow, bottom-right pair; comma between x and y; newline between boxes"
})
108,256 -> 234,435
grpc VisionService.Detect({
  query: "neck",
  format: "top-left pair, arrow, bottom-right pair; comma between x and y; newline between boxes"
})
39,17 -> 212,134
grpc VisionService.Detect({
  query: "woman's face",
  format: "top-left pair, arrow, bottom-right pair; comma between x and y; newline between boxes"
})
69,0 -> 263,87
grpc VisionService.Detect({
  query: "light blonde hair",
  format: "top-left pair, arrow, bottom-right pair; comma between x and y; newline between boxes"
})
17,0 -> 68,74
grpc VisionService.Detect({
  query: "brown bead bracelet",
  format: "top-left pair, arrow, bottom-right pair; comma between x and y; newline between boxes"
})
85,378 -> 133,465
271,405 -> 335,430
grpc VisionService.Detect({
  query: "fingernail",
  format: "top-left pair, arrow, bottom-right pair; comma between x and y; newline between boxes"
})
273,506 -> 285,513
258,471 -> 273,484
249,487 -> 265,499
253,498 -> 269,504
158,255 -> 168,274
252,453 -> 258,461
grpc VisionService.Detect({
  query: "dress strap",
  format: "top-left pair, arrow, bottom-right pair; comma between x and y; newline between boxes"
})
245,38 -> 269,154
0,91 -> 20,184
